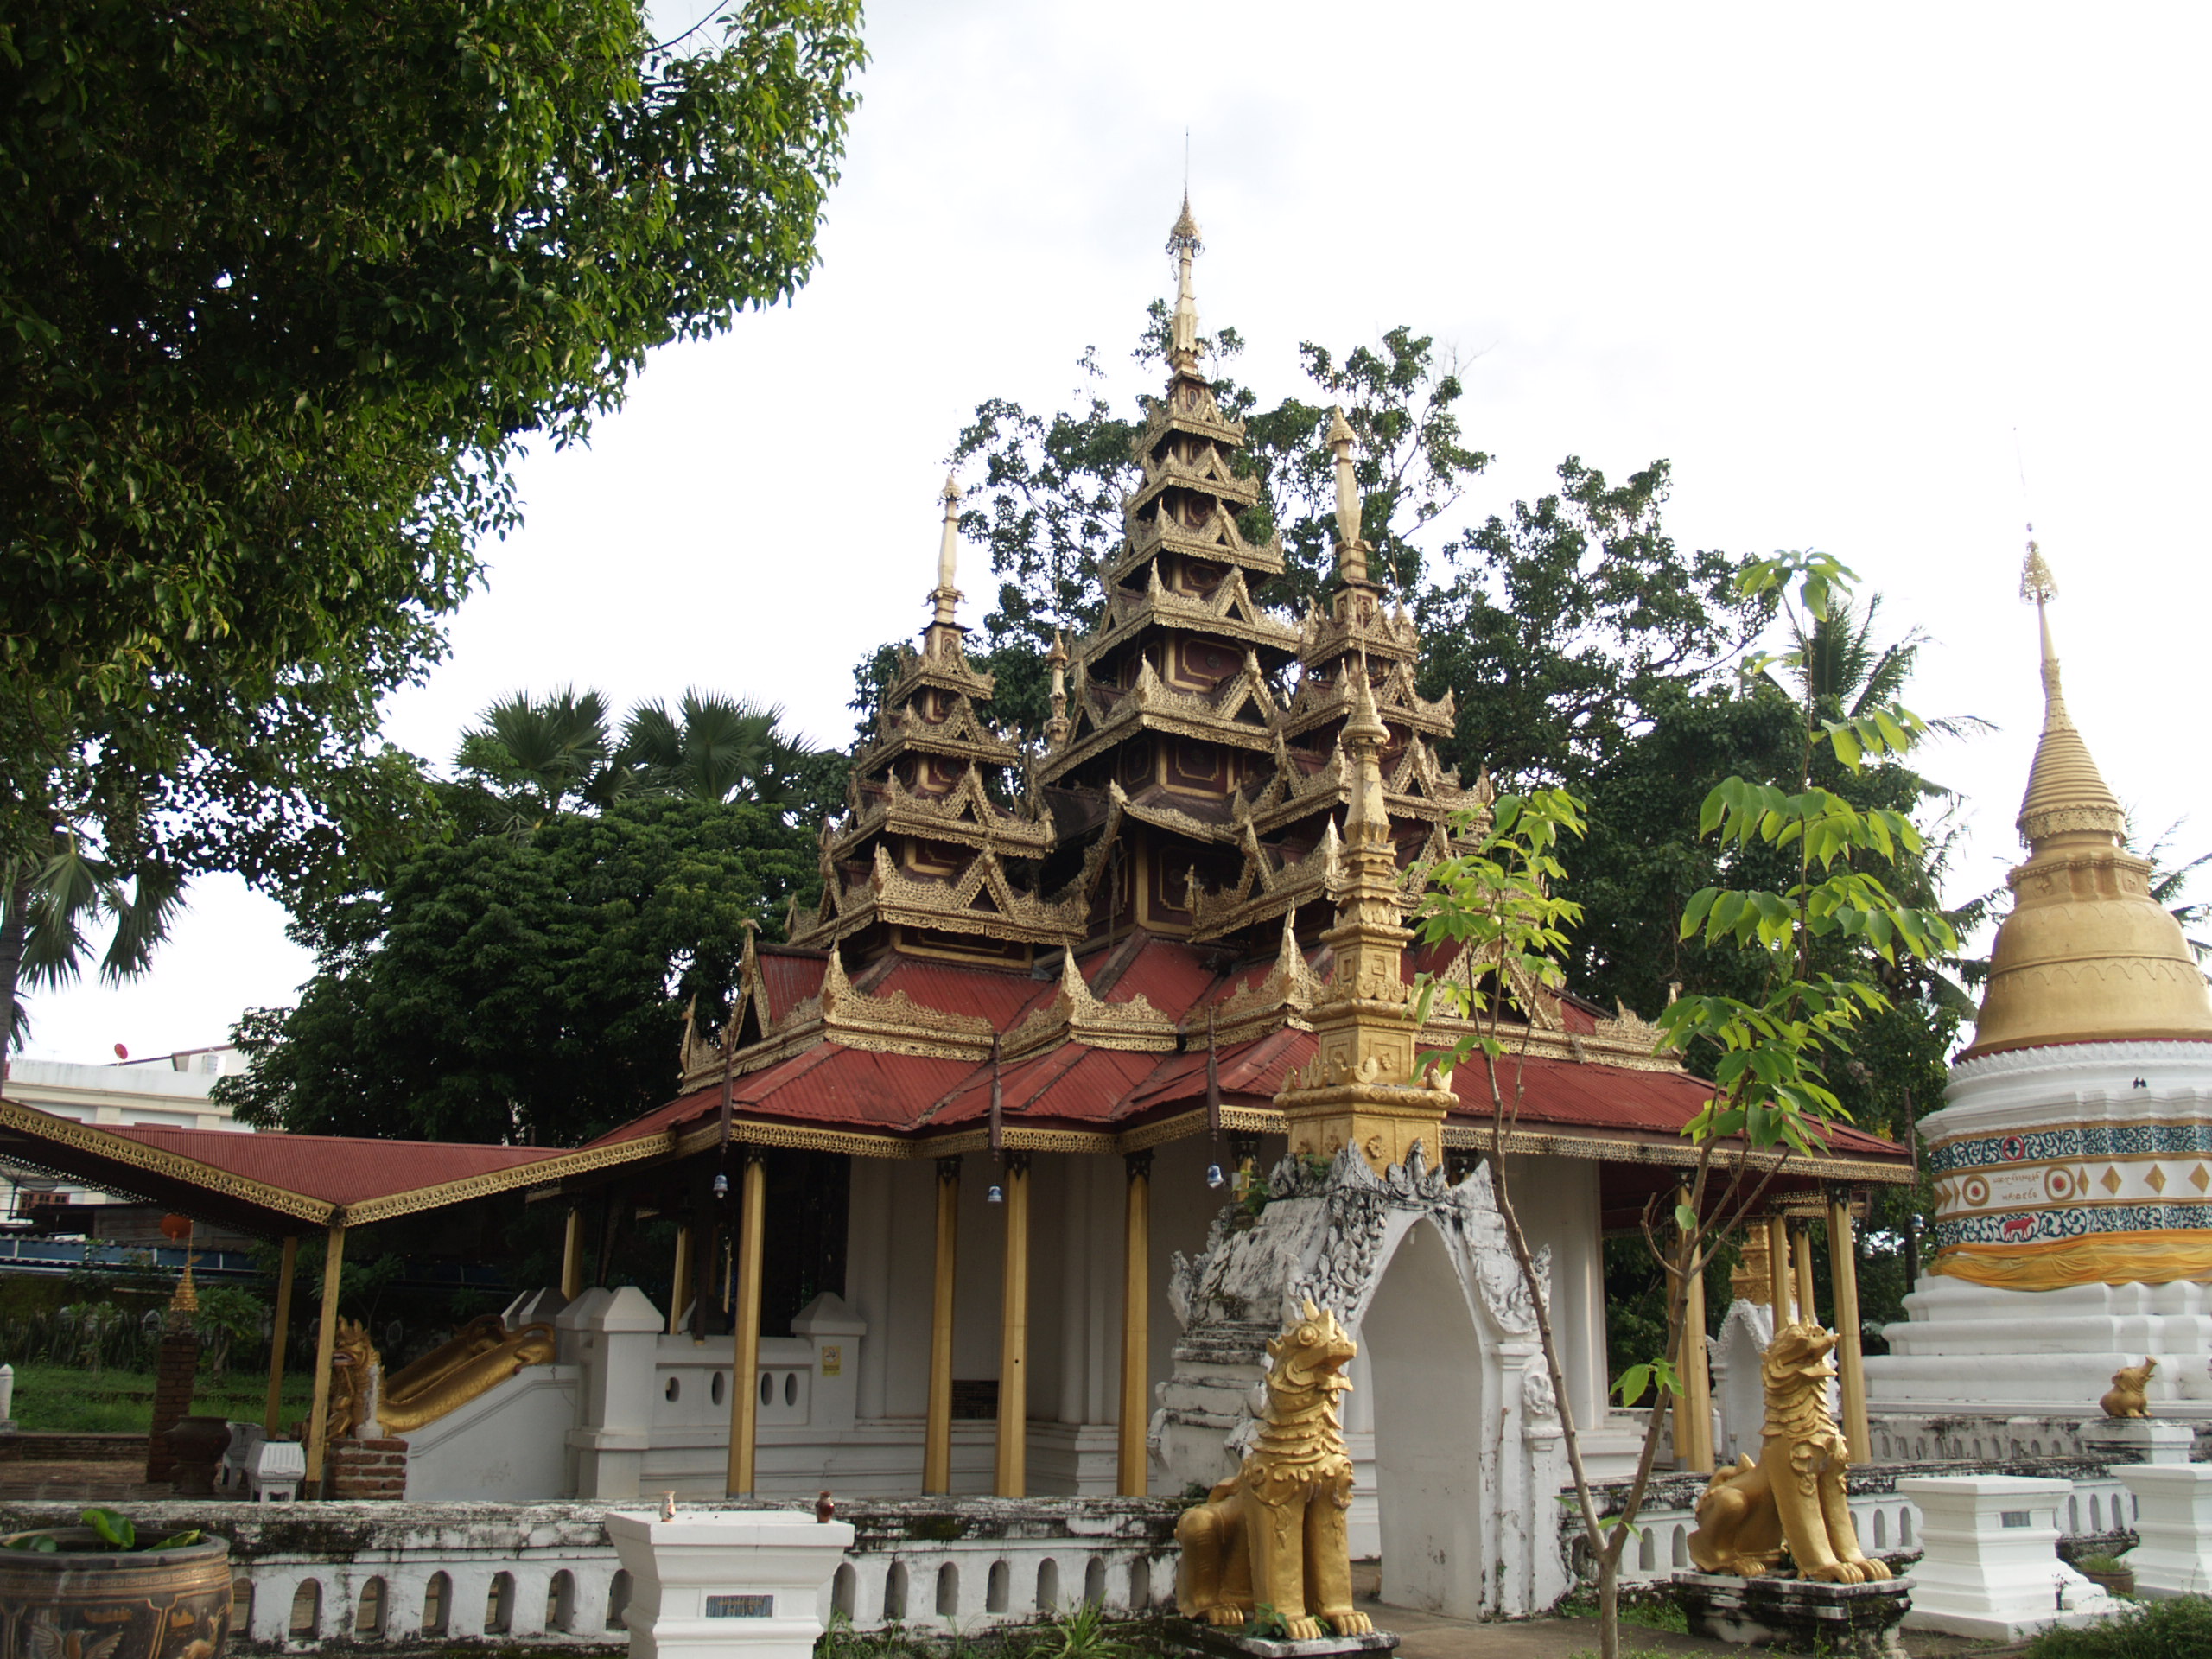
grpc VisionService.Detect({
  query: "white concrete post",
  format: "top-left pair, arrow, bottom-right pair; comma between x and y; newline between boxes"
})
605,1510 -> 855,1659
1898,1474 -> 2125,1642
568,1287 -> 668,1499
790,1293 -> 866,1434
2082,1417 -> 2195,1465
0,1362 -> 16,1428
2113,1463 -> 2212,1599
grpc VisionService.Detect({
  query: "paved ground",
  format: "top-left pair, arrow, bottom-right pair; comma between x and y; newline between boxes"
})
0,1459 -> 166,1503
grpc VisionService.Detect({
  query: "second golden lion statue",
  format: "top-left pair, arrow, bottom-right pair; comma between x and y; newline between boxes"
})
1687,1321 -> 1891,1585
1175,1300 -> 1374,1640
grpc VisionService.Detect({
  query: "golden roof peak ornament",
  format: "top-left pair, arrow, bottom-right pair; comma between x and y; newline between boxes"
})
1044,629 -> 1071,748
1166,193 -> 1204,375
1327,406 -> 1370,588
928,476 -> 963,651
2012,536 -> 2122,850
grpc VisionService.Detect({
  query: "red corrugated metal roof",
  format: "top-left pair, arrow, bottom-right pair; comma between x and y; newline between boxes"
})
868,957 -> 1049,1025
756,950 -> 826,1022
926,1046 -> 1161,1128
99,1123 -> 556,1205
1103,937 -> 1219,1012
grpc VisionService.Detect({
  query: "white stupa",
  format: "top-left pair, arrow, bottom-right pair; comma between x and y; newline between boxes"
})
1866,544 -> 2212,1414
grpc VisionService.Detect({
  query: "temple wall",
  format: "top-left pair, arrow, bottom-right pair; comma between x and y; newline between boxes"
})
1501,1154 -> 1607,1431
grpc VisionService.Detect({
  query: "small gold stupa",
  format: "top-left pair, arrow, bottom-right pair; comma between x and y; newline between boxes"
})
1959,542 -> 2212,1058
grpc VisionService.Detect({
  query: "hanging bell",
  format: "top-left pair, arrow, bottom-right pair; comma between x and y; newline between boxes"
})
712,1172 -> 729,1198
987,1183 -> 1005,1205
1205,1163 -> 1225,1190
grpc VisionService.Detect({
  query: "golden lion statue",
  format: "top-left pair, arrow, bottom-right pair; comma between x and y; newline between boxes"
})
326,1314 -> 556,1441
2100,1357 -> 2155,1419
1175,1300 -> 1374,1640
1687,1321 -> 1892,1585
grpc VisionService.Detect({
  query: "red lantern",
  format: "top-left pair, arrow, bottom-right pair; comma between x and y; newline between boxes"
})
160,1214 -> 192,1243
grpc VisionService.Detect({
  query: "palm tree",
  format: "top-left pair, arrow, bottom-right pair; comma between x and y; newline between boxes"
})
454,688 -> 622,827
3,842 -> 185,1052
619,690 -> 822,808
1777,593 -> 1991,744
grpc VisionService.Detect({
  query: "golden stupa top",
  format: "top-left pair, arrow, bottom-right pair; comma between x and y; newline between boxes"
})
1961,541 -> 2212,1058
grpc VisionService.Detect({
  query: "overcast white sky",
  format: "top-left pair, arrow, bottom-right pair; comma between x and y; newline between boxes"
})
22,1 -> 2212,1065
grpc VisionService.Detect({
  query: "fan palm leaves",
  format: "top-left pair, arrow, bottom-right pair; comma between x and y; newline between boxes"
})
3,842 -> 186,1050
621,691 -> 804,804
454,687 -> 622,825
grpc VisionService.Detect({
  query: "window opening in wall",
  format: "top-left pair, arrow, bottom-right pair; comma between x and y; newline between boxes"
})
1034,1559 -> 1059,1613
711,1371 -> 727,1406
666,1376 -> 681,1402
422,1572 -> 451,1636
486,1571 -> 517,1635
832,1565 -> 856,1619
546,1569 -> 576,1634
936,1563 -> 960,1618
607,1570 -> 632,1632
353,1577 -> 386,1638
986,1561 -> 1008,1614
1129,1557 -> 1152,1609
1084,1558 -> 1107,1607
883,1563 -> 908,1622
289,1581 -> 321,1641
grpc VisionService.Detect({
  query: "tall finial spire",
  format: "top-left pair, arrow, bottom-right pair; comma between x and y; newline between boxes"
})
1342,654 -> 1389,845
1166,194 -> 1203,375
1044,629 -> 1071,748
1326,407 -> 1369,588
930,475 -> 962,632
2011,531 -> 2123,849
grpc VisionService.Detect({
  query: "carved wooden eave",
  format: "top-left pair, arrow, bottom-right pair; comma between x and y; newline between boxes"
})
1044,651 -> 1284,781
1123,442 -> 1262,519
853,691 -> 1021,775
866,842 -> 1087,946
1084,564 -> 1301,662
880,639 -> 997,706
828,767 -> 1054,863
1188,817 -> 1345,943
1000,947 -> 1179,1060
1277,657 -> 1454,743
1186,914 -> 1324,1044
1412,943 -> 1678,1075
1132,378 -> 1248,453
1111,504 -> 1286,587
1109,779 -> 1236,847
1043,792 -> 1128,912
1300,590 -> 1421,670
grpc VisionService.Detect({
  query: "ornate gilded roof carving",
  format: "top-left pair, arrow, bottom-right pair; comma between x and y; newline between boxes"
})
1299,588 -> 1421,670
1188,817 -> 1344,942
855,688 -> 1020,774
1001,946 -> 1179,1058
1046,649 -> 1285,780
1085,563 -> 1300,661
1192,913 -> 1324,1043
830,766 -> 1054,863
1125,443 -> 1261,518
1277,656 -> 1453,742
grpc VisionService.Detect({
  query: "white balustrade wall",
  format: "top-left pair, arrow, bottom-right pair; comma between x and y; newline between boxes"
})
4,1497 -> 1179,1651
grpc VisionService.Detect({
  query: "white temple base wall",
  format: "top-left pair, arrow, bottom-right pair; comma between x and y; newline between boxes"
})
1869,1274 -> 2212,1413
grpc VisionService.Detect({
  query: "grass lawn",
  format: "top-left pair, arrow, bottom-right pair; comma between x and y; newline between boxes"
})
9,1364 -> 316,1433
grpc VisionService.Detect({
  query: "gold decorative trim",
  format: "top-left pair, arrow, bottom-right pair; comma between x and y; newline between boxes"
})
1440,1119 -> 1911,1181
340,1134 -> 674,1225
0,1097 -> 333,1224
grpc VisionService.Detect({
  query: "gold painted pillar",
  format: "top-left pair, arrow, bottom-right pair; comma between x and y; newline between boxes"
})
560,1207 -> 584,1300
994,1153 -> 1032,1497
668,1224 -> 694,1337
1765,1215 -> 1795,1321
924,1155 -> 961,1494
303,1224 -> 346,1490
725,1151 -> 766,1496
1672,1187 -> 1713,1472
1118,1150 -> 1153,1496
1792,1222 -> 1820,1327
262,1238 -> 298,1442
1827,1190 -> 1872,1460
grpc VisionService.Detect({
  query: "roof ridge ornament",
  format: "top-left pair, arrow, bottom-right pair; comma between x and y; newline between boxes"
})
928,476 -> 963,651
1327,406 -> 1369,588
1166,192 -> 1203,376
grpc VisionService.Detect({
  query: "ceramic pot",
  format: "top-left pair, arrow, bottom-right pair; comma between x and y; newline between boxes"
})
165,1417 -> 232,1497
0,1529 -> 231,1659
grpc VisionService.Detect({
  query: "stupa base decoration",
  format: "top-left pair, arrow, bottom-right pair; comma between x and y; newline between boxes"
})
1671,1571 -> 1913,1658
1166,1621 -> 1400,1659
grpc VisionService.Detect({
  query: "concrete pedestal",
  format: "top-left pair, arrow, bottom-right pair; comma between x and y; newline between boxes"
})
605,1510 -> 854,1659
1671,1573 -> 1913,1658
2080,1418 -> 2196,1465
1167,1624 -> 1399,1659
2113,1463 -> 2212,1599
1897,1475 -> 2124,1642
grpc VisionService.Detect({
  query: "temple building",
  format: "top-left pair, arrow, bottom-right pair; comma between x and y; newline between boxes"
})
1867,543 -> 2212,1415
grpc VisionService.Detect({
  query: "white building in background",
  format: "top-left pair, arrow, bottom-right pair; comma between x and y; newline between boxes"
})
0,1046 -> 250,1224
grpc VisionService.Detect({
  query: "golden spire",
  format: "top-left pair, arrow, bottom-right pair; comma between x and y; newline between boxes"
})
1044,629 -> 1071,748
1342,658 -> 1389,847
1327,406 -> 1370,588
927,476 -> 963,655
1166,194 -> 1203,375
2013,532 -> 2124,849
1960,536 -> 2212,1059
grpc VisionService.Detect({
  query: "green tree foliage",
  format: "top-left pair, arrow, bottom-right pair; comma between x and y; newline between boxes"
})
0,0 -> 863,1033
219,793 -> 815,1146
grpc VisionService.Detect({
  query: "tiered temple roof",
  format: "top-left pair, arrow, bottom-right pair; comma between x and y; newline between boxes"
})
593,200 -> 1911,1204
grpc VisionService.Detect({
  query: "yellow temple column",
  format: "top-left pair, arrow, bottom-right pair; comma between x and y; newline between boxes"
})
924,1154 -> 960,1495
1672,1186 -> 1713,1472
668,1224 -> 694,1337
1765,1214 -> 1795,1320
263,1234 -> 298,1439
995,1153 -> 1032,1497
1827,1188 -> 1872,1460
725,1150 -> 766,1496
303,1223 -> 346,1491
1117,1150 -> 1153,1496
560,1206 -> 584,1300
1792,1220 -> 1819,1327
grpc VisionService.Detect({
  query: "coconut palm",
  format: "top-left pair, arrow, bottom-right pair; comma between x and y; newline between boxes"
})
2,841 -> 186,1052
